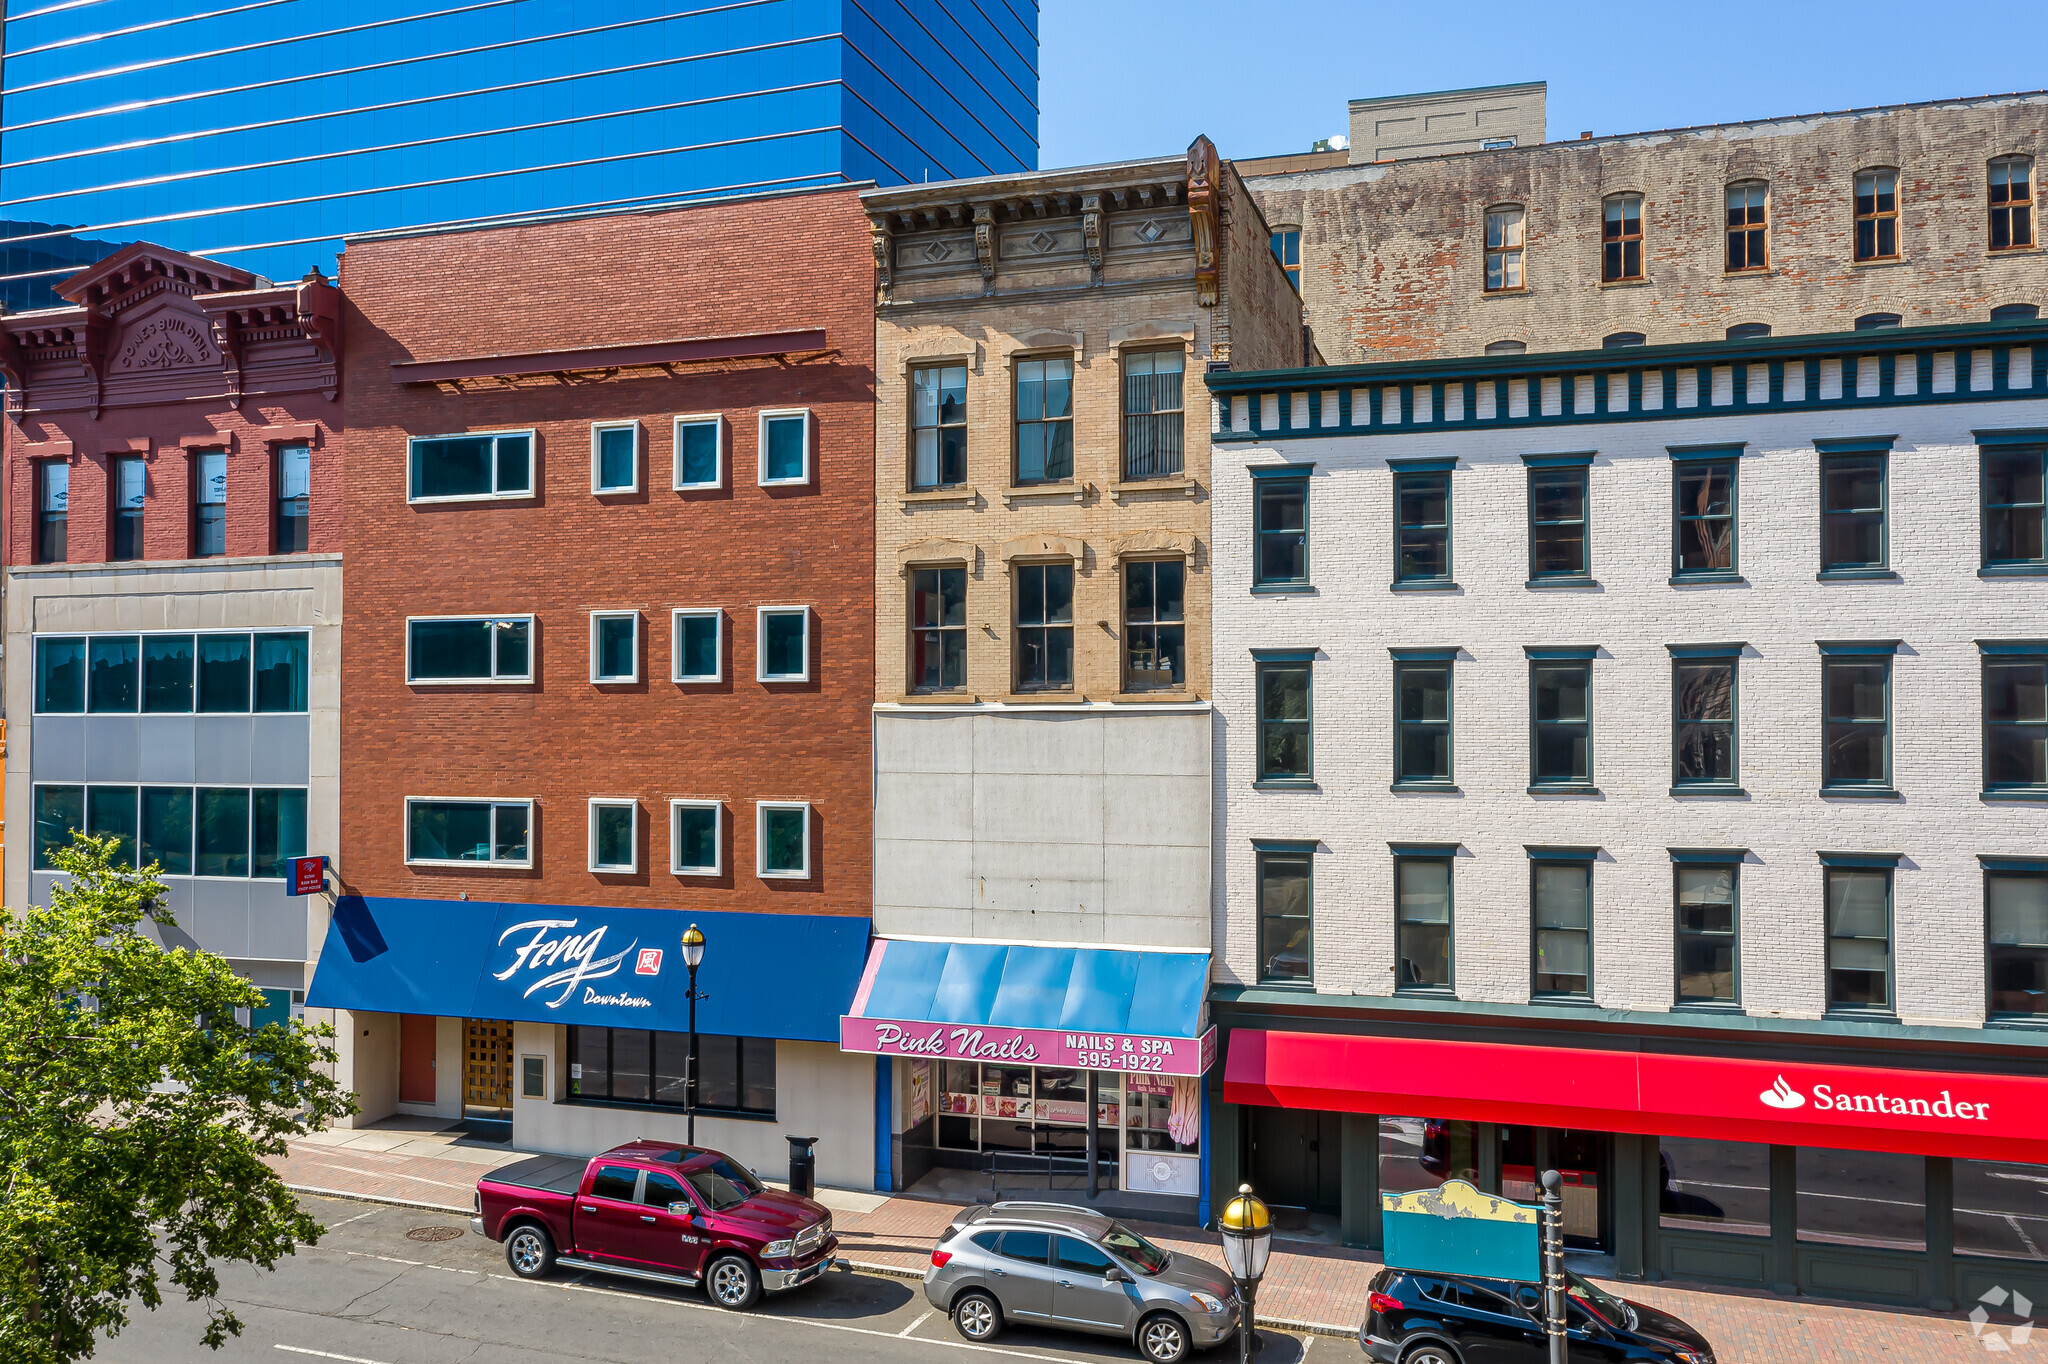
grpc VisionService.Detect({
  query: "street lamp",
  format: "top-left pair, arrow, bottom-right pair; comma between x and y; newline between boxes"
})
1218,1183 -> 1272,1364
680,924 -> 706,1145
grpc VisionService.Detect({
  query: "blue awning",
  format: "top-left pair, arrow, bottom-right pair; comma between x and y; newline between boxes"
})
849,938 -> 1209,1038
307,896 -> 870,1042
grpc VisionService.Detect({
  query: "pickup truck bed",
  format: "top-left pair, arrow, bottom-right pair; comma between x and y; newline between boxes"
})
482,1154 -> 588,1196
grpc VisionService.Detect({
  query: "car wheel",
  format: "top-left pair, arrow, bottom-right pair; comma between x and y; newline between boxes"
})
503,1223 -> 555,1280
953,1289 -> 1003,1342
707,1253 -> 761,1310
1400,1344 -> 1459,1364
1137,1311 -> 1190,1364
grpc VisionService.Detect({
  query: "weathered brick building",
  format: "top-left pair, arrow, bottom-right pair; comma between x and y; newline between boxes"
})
1247,90 -> 2048,363
311,187 -> 883,1188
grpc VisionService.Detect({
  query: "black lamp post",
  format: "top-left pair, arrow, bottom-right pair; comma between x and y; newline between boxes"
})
1540,1168 -> 1566,1364
681,924 -> 706,1145
1218,1182 -> 1272,1364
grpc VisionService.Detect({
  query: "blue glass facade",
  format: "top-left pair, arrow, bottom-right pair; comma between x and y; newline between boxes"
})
0,0 -> 1037,308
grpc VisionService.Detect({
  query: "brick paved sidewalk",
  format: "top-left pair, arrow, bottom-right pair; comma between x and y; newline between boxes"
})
267,1134 -> 1998,1362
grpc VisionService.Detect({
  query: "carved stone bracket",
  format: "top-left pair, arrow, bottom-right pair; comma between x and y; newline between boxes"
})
76,316 -> 108,419
1186,136 -> 1221,307
869,213 -> 895,300
294,274 -> 343,400
210,312 -> 244,408
0,329 -> 25,420
1080,191 -> 1103,285
972,202 -> 997,296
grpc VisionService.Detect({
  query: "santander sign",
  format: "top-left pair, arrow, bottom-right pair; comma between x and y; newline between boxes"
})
1758,1072 -> 1991,1123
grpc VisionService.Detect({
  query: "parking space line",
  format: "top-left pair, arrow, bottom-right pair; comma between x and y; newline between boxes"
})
344,1252 -> 422,1267
274,1346 -> 391,1364
899,1309 -> 936,1337
324,1211 -> 378,1232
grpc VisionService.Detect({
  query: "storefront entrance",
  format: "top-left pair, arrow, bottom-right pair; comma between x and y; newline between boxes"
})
1249,1107 -> 1342,1216
463,1018 -> 513,1124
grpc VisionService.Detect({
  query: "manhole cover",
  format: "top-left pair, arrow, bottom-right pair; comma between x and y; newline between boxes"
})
407,1226 -> 465,1243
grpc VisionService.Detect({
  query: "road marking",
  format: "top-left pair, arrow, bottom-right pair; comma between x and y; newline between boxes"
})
274,1347 -> 391,1364
324,1211 -> 378,1231
899,1309 -> 935,1337
344,1251 -> 422,1267
1299,1335 -> 1314,1355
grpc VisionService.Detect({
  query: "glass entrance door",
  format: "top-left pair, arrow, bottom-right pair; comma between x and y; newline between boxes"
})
1500,1126 -> 1608,1249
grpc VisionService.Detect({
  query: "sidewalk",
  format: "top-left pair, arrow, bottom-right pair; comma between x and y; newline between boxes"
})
266,1127 -> 1997,1362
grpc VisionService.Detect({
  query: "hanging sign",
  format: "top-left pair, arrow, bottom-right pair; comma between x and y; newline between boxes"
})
286,855 -> 328,897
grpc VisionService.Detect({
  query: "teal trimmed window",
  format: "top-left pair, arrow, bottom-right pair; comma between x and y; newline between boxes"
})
1524,454 -> 1593,585
1985,856 -> 2048,1021
1527,646 -> 1595,792
1977,429 -> 2047,575
1815,437 -> 1892,579
1820,641 -> 1899,795
1391,843 -> 1456,994
1821,853 -> 1897,1015
1252,464 -> 1312,591
1670,643 -> 1742,793
1254,649 -> 1313,785
1670,445 -> 1742,582
1392,648 -> 1455,789
1254,840 -> 1315,984
1982,642 -> 2047,796
1390,457 -> 1454,589
1269,229 -> 1301,290
1671,848 -> 1743,1007
1528,847 -> 1596,1000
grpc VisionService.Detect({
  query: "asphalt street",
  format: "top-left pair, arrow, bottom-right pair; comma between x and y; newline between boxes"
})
93,1196 -> 1313,1364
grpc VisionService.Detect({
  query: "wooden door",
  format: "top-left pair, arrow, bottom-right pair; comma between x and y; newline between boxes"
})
463,1019 -> 513,1115
399,1014 -> 437,1104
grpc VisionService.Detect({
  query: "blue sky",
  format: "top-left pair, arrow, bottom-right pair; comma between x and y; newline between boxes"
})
1039,2 -> 2048,168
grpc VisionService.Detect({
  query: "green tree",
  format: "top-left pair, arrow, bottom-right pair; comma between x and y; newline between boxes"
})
0,834 -> 353,1363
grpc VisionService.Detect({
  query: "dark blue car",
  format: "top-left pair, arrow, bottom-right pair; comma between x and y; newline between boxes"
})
1358,1265 -> 1715,1364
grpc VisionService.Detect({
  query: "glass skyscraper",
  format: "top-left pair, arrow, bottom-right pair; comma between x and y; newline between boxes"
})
0,0 -> 1038,308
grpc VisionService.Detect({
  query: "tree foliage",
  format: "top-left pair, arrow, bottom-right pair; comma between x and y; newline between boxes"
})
0,834 -> 354,1362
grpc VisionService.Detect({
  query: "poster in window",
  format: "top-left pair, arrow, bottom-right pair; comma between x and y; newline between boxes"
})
908,1059 -> 932,1127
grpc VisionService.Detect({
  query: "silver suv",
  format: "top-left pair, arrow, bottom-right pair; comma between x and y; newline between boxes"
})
922,1201 -> 1240,1364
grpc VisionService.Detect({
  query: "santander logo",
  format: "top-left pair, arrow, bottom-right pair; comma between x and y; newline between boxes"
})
1755,1073 -> 1993,1123
1760,1075 -> 1806,1109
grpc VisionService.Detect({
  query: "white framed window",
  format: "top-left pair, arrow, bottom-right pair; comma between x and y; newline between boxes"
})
674,413 -> 724,490
670,799 -> 722,876
756,800 -> 811,879
756,606 -> 810,682
757,408 -> 812,486
404,797 -> 532,867
590,611 -> 640,683
672,608 -> 723,683
591,421 -> 641,494
407,430 -> 534,503
406,615 -> 533,683
587,797 -> 638,873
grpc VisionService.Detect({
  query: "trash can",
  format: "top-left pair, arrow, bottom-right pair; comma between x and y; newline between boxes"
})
787,1135 -> 819,1199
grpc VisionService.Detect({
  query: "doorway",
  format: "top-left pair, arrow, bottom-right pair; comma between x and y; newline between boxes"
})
1249,1107 -> 1342,1216
399,1014 -> 437,1104
1500,1125 -> 1610,1250
463,1018 -> 514,1125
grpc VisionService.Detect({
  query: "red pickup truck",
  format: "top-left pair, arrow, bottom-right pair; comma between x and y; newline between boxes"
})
471,1140 -> 837,1310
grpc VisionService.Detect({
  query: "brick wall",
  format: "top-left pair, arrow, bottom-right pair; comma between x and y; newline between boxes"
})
1248,93 -> 2048,363
338,187 -> 875,916
1220,160 -> 1308,371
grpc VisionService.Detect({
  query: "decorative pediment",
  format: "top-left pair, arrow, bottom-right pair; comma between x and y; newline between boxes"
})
112,305 -> 217,374
55,241 -> 259,313
896,536 -> 979,574
999,532 -> 1086,565
1109,529 -> 1198,560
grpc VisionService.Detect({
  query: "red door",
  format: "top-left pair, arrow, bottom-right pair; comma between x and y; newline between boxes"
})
399,1015 -> 437,1104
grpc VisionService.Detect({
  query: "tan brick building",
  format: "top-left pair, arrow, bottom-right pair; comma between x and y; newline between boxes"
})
1247,90 -> 2048,363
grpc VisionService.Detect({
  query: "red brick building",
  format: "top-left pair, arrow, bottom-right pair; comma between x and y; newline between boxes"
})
314,187 -> 883,1187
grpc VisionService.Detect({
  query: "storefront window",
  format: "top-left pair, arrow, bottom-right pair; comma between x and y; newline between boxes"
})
922,1061 -> 1195,1192
1956,1159 -> 2048,1261
565,1027 -> 775,1116
1798,1147 -> 1924,1251
1660,1136 -> 1770,1237
1380,1116 -> 1479,1194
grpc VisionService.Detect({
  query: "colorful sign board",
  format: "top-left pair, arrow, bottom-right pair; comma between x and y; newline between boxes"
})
286,855 -> 327,897
839,1015 -> 1218,1078
1381,1179 -> 1540,1283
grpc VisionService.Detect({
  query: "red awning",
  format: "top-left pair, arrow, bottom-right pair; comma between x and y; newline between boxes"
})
1224,1029 -> 2048,1164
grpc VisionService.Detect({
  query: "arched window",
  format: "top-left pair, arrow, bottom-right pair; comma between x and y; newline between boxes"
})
1726,323 -> 1771,341
1484,340 -> 1526,356
1991,157 -> 2034,251
1854,169 -> 1899,261
1602,332 -> 1646,348
1601,194 -> 1643,282
1484,205 -> 1525,291
1726,181 -> 1769,272
1269,228 -> 1301,290
1992,303 -> 2040,322
1855,313 -> 1901,330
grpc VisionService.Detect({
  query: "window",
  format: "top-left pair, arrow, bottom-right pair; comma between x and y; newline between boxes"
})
568,1027 -> 774,1116
756,606 -> 810,682
1674,858 -> 1739,1005
1988,864 -> 2048,1019
673,415 -> 723,490
112,456 -> 145,560
1393,653 -> 1452,787
275,443 -> 310,552
250,788 -> 307,878
1824,861 -> 1893,1012
33,784 -> 82,870
588,798 -> 637,873
911,365 -> 967,489
757,409 -> 811,485
37,632 -> 302,713
590,611 -> 639,683
756,801 -> 810,879
1013,563 -> 1073,691
1854,312 -> 1901,330
1957,1157 -> 2048,1261
408,617 -> 532,683
1484,206 -> 1524,291
1123,559 -> 1185,691
198,633 -> 249,712
141,787 -> 193,874
1799,1148 -> 1921,1251
1983,647 -> 2047,793
34,637 -> 84,712
88,636 -> 138,712
1253,473 -> 1310,588
88,785 -> 138,866
1014,357 -> 1073,484
670,800 -> 721,876
194,448 -> 229,548
1982,441 -> 2046,569
672,609 -> 721,683
1531,854 -> 1593,998
1601,194 -> 1642,282
1527,459 -> 1591,581
1394,853 -> 1453,991
143,636 -> 192,712
1991,156 -> 2034,251
36,460 -> 68,563
1992,303 -> 2041,321
591,421 -> 640,494
1821,646 -> 1893,792
1672,455 -> 1736,578
1393,463 -> 1452,586
1255,655 -> 1312,784
1269,229 -> 1301,290
1529,652 -> 1593,789
1818,446 -> 1887,574
36,783 -> 305,878
1725,323 -> 1771,341
408,431 -> 532,502
1671,650 -> 1738,790
1725,182 -> 1768,271
1602,332 -> 1645,348
1256,846 -> 1313,984
1122,349 -> 1185,480
910,568 -> 966,692
1660,1137 -> 1770,1237
1854,169 -> 1898,261
1484,340 -> 1526,355
405,798 -> 532,866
